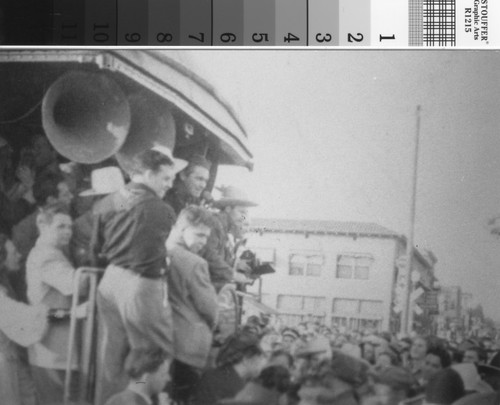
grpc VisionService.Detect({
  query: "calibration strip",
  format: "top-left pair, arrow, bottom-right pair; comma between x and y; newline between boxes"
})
4,0 -> 499,46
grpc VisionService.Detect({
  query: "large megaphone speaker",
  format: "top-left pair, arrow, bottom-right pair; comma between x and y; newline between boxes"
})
116,92 -> 176,174
42,71 -> 131,164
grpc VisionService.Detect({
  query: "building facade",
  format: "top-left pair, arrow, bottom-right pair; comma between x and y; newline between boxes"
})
246,218 -> 437,332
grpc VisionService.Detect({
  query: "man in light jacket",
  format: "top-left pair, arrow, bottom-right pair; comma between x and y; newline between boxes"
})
166,205 -> 219,405
26,202 -> 87,404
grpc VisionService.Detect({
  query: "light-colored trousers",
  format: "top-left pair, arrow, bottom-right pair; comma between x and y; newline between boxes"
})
94,265 -> 173,405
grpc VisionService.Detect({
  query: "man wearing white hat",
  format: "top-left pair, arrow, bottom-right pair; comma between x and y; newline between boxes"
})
70,166 -> 125,267
202,186 -> 258,292
91,147 -> 187,405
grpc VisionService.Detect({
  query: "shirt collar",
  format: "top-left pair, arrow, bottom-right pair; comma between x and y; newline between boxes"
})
127,385 -> 153,405
127,181 -> 158,197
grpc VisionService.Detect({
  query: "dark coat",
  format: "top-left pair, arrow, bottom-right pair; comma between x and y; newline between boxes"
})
104,389 -> 150,405
163,180 -> 200,215
167,241 -> 218,368
201,212 -> 236,292
193,365 -> 245,405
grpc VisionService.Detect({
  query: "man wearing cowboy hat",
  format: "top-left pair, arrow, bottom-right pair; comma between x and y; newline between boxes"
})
91,146 -> 187,405
163,154 -> 212,215
70,166 -> 125,267
202,185 -> 258,292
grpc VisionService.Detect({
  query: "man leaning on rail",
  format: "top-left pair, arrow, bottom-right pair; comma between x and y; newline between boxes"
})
90,146 -> 187,405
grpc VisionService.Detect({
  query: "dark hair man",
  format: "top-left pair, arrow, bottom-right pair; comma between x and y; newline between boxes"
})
163,154 -> 211,215
12,172 -> 73,260
91,147 -> 187,405
166,206 -> 219,404
462,346 -> 486,365
104,348 -> 172,405
26,202 -> 87,404
193,331 -> 267,405
11,171 -> 74,302
421,346 -> 452,386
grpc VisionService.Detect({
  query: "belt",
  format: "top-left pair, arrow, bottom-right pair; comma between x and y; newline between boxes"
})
109,264 -> 166,279
47,308 -> 71,323
138,271 -> 166,280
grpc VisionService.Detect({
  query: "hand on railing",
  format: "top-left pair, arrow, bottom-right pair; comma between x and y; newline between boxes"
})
74,302 -> 89,319
232,271 -> 253,285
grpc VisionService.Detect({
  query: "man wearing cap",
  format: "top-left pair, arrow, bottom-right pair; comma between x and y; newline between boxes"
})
281,327 -> 300,354
202,185 -> 258,291
70,166 -> 125,267
91,147 -> 187,405
163,154 -> 211,215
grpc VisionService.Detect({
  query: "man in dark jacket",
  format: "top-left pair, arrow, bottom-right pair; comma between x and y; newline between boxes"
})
91,146 -> 187,405
202,186 -> 258,292
104,348 -> 172,405
163,154 -> 211,215
193,331 -> 266,405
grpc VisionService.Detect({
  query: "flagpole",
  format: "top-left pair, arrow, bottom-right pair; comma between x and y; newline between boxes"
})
400,105 -> 421,335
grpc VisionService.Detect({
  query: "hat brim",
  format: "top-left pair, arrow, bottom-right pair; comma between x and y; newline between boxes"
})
213,198 -> 258,208
478,364 -> 500,376
79,189 -> 110,197
151,145 -> 188,173
451,391 -> 498,405
173,157 -> 189,173
296,348 -> 327,358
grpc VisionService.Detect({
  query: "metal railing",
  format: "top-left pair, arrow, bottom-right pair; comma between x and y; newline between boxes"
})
64,267 -> 103,405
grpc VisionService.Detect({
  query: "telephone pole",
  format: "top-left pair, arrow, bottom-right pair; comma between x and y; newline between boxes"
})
400,105 -> 421,335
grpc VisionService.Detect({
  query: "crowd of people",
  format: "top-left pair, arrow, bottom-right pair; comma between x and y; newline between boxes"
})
1,133 -> 500,405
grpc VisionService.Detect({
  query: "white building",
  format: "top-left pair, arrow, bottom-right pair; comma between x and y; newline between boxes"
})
246,218 -> 436,332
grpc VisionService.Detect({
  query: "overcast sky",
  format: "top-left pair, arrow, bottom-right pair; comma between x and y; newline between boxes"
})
179,50 -> 500,319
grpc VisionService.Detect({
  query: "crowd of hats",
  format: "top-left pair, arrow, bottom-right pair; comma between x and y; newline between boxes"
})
214,315 -> 500,405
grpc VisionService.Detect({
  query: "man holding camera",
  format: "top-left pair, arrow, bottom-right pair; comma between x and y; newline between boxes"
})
202,186 -> 258,292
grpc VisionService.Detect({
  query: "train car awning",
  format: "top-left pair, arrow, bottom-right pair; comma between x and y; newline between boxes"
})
0,49 -> 253,169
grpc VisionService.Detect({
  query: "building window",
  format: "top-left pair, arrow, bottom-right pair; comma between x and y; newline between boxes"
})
331,299 -> 383,331
289,255 -> 305,276
306,255 -> 323,276
289,252 -> 324,276
332,298 -> 359,314
331,316 -> 381,331
336,253 -> 373,279
332,298 -> 383,317
278,294 -> 326,313
359,300 -> 383,316
251,247 -> 276,264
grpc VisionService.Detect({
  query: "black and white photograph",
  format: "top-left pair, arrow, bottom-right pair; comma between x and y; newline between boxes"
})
0,49 -> 500,405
